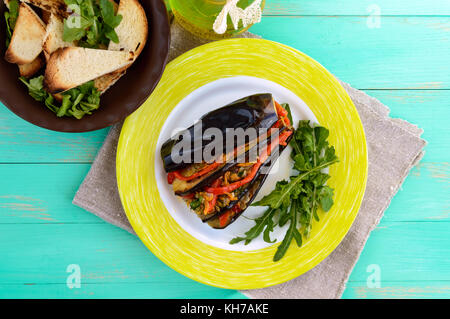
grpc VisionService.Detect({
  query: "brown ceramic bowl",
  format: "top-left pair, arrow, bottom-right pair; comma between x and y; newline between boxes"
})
0,0 -> 170,132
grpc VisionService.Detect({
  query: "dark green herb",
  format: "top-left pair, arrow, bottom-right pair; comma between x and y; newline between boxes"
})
19,76 -> 101,119
230,107 -> 339,262
4,0 -> 19,47
273,200 -> 302,262
63,0 -> 122,48
99,0 -> 123,43
190,199 -> 202,210
19,76 -> 47,101
229,208 -> 277,245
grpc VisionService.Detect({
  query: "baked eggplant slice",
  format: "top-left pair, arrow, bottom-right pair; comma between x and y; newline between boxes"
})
171,127 -> 287,196
161,93 -> 278,173
207,133 -> 293,229
200,131 -> 293,223
183,128 -> 293,225
207,175 -> 267,229
163,94 -> 293,229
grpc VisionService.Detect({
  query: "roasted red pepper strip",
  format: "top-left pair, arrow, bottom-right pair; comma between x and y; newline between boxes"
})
182,193 -> 195,199
173,162 -> 221,181
279,129 -> 291,146
274,101 -> 291,127
167,172 -> 175,184
219,210 -> 232,228
203,179 -> 221,215
219,205 -> 242,227
275,100 -> 287,117
205,130 -> 293,195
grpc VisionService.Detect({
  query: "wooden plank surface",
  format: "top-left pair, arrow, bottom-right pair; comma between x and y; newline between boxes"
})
264,0 -> 450,16
343,281 -> 450,299
0,222 -> 448,284
165,0 -> 450,16
0,282 -> 243,299
252,17 -> 450,89
1,0 -> 449,299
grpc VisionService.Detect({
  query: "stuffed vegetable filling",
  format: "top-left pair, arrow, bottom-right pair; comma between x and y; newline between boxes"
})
161,94 -> 293,229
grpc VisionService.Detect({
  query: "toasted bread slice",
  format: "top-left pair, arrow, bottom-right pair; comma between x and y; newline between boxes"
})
108,0 -> 148,59
44,47 -> 134,93
21,0 -> 68,18
110,0 -> 119,13
103,0 -> 147,91
43,13 -> 74,60
94,67 -> 127,94
18,55 -> 45,77
41,8 -> 51,24
5,3 -> 46,65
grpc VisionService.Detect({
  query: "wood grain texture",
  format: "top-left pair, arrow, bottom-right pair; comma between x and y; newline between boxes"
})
0,283 -> 243,299
0,161 -> 447,224
0,107 -> 108,163
264,0 -> 450,16
343,281 -> 450,299
251,17 -> 450,89
167,0 -> 450,16
0,222 -> 447,285
0,0 -> 449,299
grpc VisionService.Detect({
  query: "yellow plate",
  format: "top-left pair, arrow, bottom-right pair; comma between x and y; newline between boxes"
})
116,38 -> 368,289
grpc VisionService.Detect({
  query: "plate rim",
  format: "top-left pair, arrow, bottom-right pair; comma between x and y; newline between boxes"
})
117,38 -> 368,289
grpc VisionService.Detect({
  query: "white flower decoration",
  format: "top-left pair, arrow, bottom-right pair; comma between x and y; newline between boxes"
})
213,0 -> 263,35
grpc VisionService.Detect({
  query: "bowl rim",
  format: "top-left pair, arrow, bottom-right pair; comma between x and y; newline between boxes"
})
0,0 -> 171,133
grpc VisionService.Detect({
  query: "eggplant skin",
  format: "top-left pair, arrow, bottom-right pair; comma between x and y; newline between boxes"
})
173,161 -> 235,196
161,93 -> 278,173
207,175 -> 266,229
207,132 -> 294,229
174,126 -> 283,196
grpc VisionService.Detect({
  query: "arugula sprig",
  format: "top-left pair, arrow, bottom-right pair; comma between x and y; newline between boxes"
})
63,0 -> 122,48
230,106 -> 339,261
4,0 -> 19,47
19,76 -> 101,119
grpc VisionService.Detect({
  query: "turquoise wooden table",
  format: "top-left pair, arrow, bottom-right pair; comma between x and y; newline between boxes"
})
1,0 -> 449,299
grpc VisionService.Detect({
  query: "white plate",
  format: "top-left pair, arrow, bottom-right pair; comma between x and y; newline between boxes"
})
154,76 -> 319,251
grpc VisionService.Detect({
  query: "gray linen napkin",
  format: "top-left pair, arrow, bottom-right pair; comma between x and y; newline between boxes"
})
73,21 -> 426,299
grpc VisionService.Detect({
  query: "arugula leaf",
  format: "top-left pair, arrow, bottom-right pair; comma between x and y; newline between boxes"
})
44,94 -> 58,113
19,76 -> 101,119
4,0 -> 19,47
277,202 -> 290,227
57,95 -> 72,117
63,16 -> 91,42
230,109 -> 339,261
319,186 -> 334,212
252,160 -> 336,209
229,208 -> 277,245
100,0 -> 122,29
19,76 -> 47,102
274,200 -> 302,261
63,0 -> 122,48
